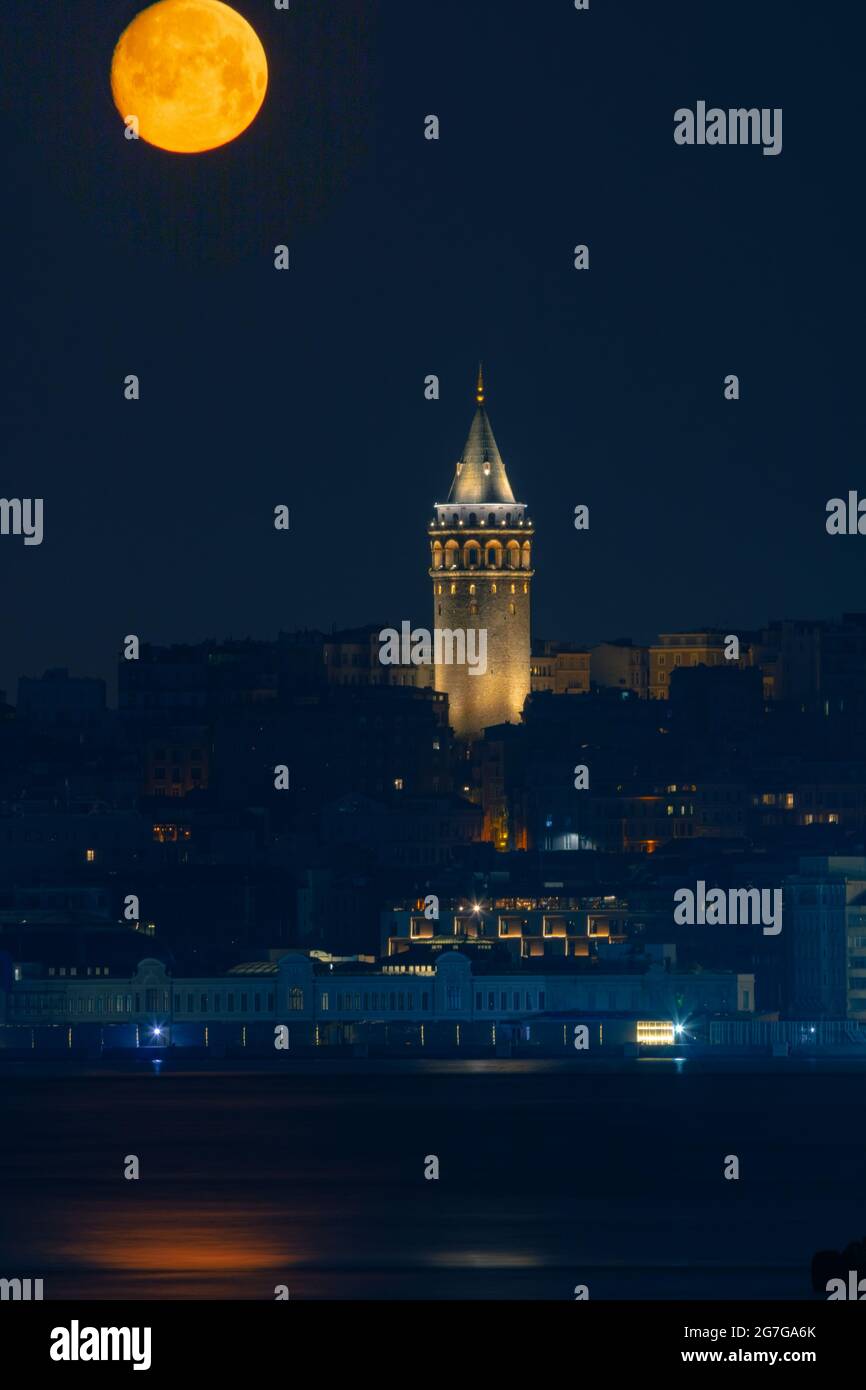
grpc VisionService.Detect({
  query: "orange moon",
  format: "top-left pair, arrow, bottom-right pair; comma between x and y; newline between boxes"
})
110,0 -> 268,154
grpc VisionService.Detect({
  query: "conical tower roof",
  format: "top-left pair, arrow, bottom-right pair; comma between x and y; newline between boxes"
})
446,366 -> 516,505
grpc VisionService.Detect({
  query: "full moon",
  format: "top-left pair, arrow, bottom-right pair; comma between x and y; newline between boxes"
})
111,0 -> 268,154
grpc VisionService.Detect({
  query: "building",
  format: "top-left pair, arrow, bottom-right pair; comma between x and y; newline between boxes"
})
17,668 -> 107,729
0,882 -> 155,968
0,809 -> 153,875
0,950 -> 754,1053
144,728 -> 210,797
668,664 -> 764,731
429,368 -> 534,741
757,614 -> 866,716
320,793 -> 482,869
784,856 -> 866,1019
531,641 -> 591,695
649,631 -> 751,700
591,640 -> 649,696
382,900 -> 632,959
323,626 -> 433,690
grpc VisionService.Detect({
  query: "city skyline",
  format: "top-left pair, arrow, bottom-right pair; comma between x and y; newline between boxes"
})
3,0 -> 864,699
4,0 -> 866,1332
4,349 -> 864,699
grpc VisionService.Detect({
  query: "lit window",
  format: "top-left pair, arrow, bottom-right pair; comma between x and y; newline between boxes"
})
637,1020 -> 675,1045
85,849 -> 95,863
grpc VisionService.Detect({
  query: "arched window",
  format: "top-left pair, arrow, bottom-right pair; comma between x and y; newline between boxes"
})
486,542 -> 503,569
289,987 -> 304,1011
507,541 -> 520,569
521,541 -> 531,569
469,513 -> 477,527
464,542 -> 481,569
509,603 -> 517,616
470,602 -> 479,617
488,513 -> 495,526
432,542 -> 444,570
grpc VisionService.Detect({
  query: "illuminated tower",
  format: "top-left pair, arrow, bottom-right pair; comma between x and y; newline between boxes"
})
429,367 -> 534,740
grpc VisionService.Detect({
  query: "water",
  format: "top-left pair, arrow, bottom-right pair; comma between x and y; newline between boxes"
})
1,1058 -> 862,1300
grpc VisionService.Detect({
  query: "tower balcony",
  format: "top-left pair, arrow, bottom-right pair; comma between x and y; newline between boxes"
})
429,567 -> 535,582
430,532 -> 534,575
429,502 -> 533,534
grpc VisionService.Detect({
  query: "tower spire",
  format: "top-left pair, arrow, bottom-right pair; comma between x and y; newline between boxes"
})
447,363 -> 515,505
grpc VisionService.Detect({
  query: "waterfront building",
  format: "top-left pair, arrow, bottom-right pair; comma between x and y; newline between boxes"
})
0,949 -> 753,1053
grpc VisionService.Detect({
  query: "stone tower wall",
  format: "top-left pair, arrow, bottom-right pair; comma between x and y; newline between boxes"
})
431,540 -> 532,739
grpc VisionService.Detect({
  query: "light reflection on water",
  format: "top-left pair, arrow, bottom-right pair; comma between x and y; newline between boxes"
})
1,1063 -> 862,1299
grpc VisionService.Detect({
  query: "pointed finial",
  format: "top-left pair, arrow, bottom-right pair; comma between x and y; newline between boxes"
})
476,362 -> 485,406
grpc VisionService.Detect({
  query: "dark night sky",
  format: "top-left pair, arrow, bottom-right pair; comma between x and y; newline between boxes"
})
1,0 -> 863,701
